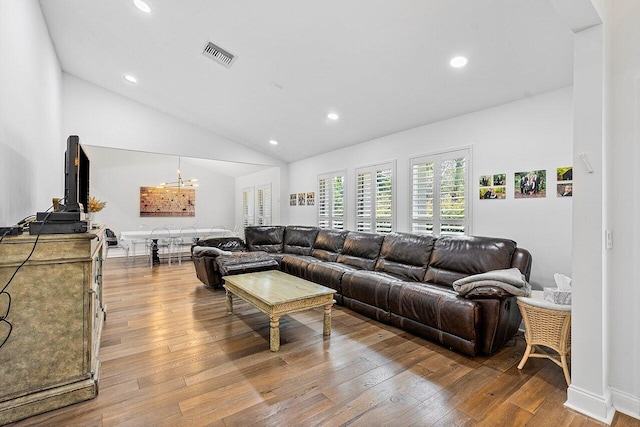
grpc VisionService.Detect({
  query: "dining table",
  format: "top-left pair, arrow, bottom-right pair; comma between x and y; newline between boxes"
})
119,227 -> 235,265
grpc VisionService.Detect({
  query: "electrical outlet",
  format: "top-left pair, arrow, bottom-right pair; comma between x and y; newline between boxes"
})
605,230 -> 613,250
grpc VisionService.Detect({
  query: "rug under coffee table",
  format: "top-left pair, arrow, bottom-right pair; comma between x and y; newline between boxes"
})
222,270 -> 336,351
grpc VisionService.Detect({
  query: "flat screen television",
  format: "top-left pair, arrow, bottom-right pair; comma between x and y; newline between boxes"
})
64,135 -> 90,214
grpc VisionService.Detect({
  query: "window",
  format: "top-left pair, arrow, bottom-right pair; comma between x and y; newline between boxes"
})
256,184 -> 272,226
355,162 -> 394,234
318,171 -> 345,229
410,148 -> 470,235
242,187 -> 254,227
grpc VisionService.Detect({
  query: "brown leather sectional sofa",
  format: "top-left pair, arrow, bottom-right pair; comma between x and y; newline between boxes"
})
192,225 -> 532,356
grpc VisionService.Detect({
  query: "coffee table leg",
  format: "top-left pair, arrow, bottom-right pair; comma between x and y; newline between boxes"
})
323,303 -> 332,336
225,290 -> 233,314
270,316 -> 280,352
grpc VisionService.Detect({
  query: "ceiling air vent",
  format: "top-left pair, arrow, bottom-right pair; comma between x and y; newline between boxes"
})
202,42 -> 237,68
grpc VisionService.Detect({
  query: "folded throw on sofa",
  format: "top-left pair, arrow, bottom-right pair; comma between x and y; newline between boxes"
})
453,267 -> 531,297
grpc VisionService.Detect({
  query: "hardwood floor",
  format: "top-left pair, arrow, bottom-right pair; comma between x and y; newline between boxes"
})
10,258 -> 640,426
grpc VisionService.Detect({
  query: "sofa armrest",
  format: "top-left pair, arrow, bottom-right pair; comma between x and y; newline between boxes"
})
463,285 -> 514,300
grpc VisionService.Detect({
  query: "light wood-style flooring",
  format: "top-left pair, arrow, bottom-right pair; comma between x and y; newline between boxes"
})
11,258 -> 640,426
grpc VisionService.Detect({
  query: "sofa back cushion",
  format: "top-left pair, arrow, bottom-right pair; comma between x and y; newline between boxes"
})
311,229 -> 349,261
195,236 -> 247,252
424,235 -> 517,287
375,232 -> 436,281
244,226 -> 285,253
336,231 -> 384,270
283,225 -> 319,255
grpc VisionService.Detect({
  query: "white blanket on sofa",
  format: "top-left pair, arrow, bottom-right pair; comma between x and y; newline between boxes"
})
453,267 -> 531,297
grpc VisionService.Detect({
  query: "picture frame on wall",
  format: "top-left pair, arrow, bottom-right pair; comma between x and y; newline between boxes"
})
290,193 -> 297,206
556,166 -> 573,197
479,175 -> 492,187
298,192 -> 306,206
306,192 -> 315,206
479,186 -> 506,200
514,170 -> 546,198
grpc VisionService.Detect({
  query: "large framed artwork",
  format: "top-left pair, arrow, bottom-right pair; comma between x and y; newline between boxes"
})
514,170 -> 546,199
140,187 -> 195,217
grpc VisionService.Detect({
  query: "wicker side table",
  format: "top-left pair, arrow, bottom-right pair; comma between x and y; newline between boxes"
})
516,290 -> 572,385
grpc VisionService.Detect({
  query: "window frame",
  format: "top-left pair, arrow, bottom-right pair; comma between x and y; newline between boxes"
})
242,186 -> 255,227
317,170 -> 346,229
408,147 -> 472,236
355,161 -> 396,234
256,183 -> 272,226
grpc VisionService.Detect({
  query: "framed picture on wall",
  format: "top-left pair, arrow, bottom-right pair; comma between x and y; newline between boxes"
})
479,175 -> 492,187
140,187 -> 195,216
479,186 -> 506,200
306,192 -> 315,206
556,166 -> 573,197
298,192 -> 306,206
290,193 -> 297,206
514,170 -> 546,198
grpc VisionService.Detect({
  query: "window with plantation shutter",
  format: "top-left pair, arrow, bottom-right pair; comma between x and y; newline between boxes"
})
355,162 -> 395,234
256,184 -> 271,225
318,171 -> 345,229
242,187 -> 254,227
410,148 -> 470,235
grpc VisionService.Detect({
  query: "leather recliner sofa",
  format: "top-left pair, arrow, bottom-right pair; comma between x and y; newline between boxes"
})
192,225 -> 532,356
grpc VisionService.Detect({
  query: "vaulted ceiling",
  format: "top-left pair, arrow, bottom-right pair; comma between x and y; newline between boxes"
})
39,0 -> 573,163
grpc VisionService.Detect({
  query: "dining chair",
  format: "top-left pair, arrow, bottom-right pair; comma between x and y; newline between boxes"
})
146,227 -> 173,267
174,226 -> 198,265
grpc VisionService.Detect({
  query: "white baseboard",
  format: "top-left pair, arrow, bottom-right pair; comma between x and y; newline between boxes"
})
611,387 -> 640,421
565,385 -> 615,425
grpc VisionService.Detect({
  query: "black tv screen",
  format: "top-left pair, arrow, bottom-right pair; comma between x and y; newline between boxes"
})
64,135 -> 90,213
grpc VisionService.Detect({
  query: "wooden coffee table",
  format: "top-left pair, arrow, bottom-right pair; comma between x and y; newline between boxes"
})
222,270 -> 336,351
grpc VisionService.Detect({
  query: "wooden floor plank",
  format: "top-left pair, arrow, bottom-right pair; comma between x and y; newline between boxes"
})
8,258 -> 640,427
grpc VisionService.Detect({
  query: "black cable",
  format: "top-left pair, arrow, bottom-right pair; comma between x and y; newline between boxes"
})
0,208 -> 54,350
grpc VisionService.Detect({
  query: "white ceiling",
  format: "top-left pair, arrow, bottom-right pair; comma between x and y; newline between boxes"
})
39,0 -> 573,164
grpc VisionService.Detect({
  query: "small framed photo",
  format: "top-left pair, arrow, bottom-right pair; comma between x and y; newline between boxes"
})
298,192 -> 306,206
479,186 -> 506,200
290,193 -> 297,206
493,174 -> 506,186
557,183 -> 573,197
306,192 -> 315,206
557,166 -> 573,182
479,175 -> 492,187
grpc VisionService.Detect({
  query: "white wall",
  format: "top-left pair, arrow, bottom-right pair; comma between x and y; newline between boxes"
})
62,74 -> 285,169
61,73 -> 288,250
606,0 -> 640,419
288,87 -> 573,289
84,146 -> 236,254
0,0 -> 62,225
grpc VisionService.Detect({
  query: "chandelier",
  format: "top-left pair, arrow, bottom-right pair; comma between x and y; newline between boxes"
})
158,157 -> 198,189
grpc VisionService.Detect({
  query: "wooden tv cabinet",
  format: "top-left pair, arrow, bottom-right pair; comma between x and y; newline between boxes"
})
0,226 -> 106,424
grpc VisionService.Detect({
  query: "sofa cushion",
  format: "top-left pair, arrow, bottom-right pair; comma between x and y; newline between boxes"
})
341,270 -> 400,313
283,226 -> 319,255
424,235 -> 517,287
281,255 -> 323,279
311,229 -> 349,262
306,261 -> 358,294
389,281 -> 480,349
336,231 -> 384,270
245,226 -> 285,253
194,236 -> 247,252
375,232 -> 435,281
216,251 -> 279,276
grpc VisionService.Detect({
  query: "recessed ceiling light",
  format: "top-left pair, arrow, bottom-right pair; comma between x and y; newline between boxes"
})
133,0 -> 151,13
327,113 -> 339,121
450,56 -> 468,68
269,139 -> 278,145
124,74 -> 137,84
